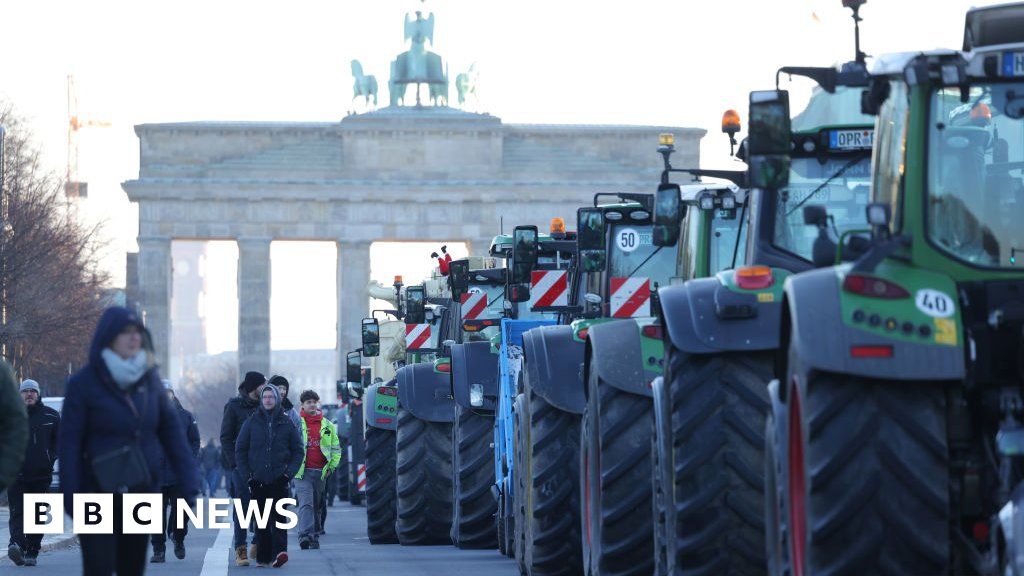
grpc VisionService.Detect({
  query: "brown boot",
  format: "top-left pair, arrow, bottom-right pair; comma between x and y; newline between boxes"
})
249,543 -> 258,561
235,545 -> 250,567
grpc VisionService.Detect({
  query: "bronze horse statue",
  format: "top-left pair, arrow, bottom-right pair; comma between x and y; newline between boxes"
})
351,60 -> 378,107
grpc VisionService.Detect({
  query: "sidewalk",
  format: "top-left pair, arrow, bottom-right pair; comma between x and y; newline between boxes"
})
0,506 -> 78,562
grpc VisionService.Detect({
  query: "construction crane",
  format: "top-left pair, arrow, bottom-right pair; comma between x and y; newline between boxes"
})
66,74 -> 110,200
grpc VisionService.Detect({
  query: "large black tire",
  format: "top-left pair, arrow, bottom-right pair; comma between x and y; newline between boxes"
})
365,427 -> 398,544
651,378 -> 671,576
785,359 -> 949,574
524,386 -> 582,576
337,437 -> 350,503
669,350 -> 772,575
396,407 -> 453,545
581,368 -> 654,576
764,411 -> 786,576
514,393 -> 528,571
450,404 -> 497,549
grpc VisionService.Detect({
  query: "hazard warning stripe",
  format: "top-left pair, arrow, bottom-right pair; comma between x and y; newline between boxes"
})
357,464 -> 367,492
530,270 -> 569,308
460,291 -> 488,320
405,323 -> 432,350
609,277 -> 651,318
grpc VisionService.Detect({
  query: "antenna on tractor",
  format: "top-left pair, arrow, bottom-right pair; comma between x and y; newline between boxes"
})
842,0 -> 868,65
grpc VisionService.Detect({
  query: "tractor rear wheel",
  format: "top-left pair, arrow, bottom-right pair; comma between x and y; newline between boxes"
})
514,393 -> 528,571
669,349 -> 771,575
395,407 -> 453,545
581,368 -> 654,576
365,426 -> 398,544
651,378 -> 671,576
785,355 -> 949,574
450,404 -> 497,549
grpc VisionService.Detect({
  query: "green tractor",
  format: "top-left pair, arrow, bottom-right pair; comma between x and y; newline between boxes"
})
768,3 -> 1024,574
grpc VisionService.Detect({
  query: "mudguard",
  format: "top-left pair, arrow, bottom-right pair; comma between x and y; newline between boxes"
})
522,325 -> 585,415
451,341 -> 499,411
585,319 -> 652,398
659,277 -> 782,355
785,268 -> 965,380
363,380 -> 398,431
396,362 -> 455,423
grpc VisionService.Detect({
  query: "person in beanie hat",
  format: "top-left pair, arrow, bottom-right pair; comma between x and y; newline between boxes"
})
220,370 -> 264,566
150,380 -> 200,563
269,375 -> 301,431
7,378 -> 59,567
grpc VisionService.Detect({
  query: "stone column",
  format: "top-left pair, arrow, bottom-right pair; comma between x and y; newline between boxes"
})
237,237 -> 272,377
337,240 -> 371,376
137,236 -> 172,374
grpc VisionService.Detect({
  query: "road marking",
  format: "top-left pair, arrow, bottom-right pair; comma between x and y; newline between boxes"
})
200,528 -> 232,576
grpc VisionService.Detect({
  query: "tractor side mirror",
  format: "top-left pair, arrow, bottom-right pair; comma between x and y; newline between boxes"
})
449,259 -> 470,301
747,89 -> 791,190
653,183 -> 684,247
511,226 -> 539,284
347,381 -> 364,400
405,285 -> 426,325
337,380 -> 350,403
361,318 -> 380,357
346,351 -> 362,383
577,207 -> 607,273
507,283 -> 531,304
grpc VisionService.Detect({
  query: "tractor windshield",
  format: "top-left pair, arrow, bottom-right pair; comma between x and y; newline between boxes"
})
772,155 -> 873,262
709,208 -> 746,274
462,283 -> 505,342
608,223 -> 678,286
927,84 -> 1024,269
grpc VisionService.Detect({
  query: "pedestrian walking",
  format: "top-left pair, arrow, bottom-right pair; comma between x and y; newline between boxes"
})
59,306 -> 199,576
269,375 -> 301,431
235,384 -> 303,568
199,438 -> 222,496
295,391 -> 340,549
0,359 -> 28,495
6,379 -> 59,567
220,370 -> 264,567
150,380 -> 200,563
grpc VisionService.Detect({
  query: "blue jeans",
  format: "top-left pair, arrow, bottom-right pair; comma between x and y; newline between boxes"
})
205,468 -> 222,496
228,469 -> 254,549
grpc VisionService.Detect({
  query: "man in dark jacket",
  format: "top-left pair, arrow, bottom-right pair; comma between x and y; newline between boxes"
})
236,384 -> 303,568
6,379 -> 59,567
269,375 -> 301,431
59,306 -> 199,576
0,360 -> 27,495
220,370 -> 264,566
199,438 -> 221,496
150,381 -> 200,563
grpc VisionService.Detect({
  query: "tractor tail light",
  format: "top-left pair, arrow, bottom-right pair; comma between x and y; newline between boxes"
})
436,363 -> 451,373
641,325 -> 663,339
576,327 -> 589,341
376,417 -> 393,424
842,274 -> 910,299
850,345 -> 893,358
735,266 -> 774,290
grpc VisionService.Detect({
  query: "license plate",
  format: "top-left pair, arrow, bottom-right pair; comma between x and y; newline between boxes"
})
829,129 -> 874,150
1003,52 -> 1024,77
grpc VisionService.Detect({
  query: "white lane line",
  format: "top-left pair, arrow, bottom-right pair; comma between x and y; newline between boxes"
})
200,528 -> 233,576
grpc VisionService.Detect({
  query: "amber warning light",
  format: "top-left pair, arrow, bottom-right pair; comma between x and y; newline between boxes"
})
721,109 -> 742,136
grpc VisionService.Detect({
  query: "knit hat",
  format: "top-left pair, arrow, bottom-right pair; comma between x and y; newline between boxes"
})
19,379 -> 40,394
240,371 -> 266,394
268,374 -> 289,393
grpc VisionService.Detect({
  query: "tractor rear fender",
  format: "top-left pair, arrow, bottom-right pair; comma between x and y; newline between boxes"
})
522,325 -> 586,415
584,319 -> 653,399
658,277 -> 781,355
363,380 -> 398,431
783,268 -> 965,381
451,341 -> 499,411
396,362 -> 455,423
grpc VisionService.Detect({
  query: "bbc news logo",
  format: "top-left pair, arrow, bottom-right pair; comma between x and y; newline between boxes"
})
24,495 -> 298,534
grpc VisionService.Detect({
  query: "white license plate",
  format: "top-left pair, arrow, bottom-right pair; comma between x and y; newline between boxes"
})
1003,52 -> 1024,77
829,129 -> 874,150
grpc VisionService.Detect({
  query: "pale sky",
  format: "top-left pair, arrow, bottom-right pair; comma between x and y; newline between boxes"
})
0,0 -> 987,352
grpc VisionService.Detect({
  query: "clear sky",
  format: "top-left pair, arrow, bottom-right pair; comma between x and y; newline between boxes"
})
0,0 -> 987,352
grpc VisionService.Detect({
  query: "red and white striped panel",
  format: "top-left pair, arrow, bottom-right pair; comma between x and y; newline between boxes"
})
529,270 -> 569,309
609,277 -> 651,318
460,291 -> 488,320
357,464 -> 367,492
405,323 -> 432,350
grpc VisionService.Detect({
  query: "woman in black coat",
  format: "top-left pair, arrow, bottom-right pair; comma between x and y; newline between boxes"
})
235,384 -> 303,568
59,306 -> 199,576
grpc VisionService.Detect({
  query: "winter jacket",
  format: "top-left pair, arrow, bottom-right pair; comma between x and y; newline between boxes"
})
296,413 -> 341,480
199,444 -> 221,471
19,400 -> 60,482
160,401 -> 199,486
219,393 -> 258,470
280,398 -> 302,431
235,386 -> 303,486
59,307 -> 200,512
0,360 -> 28,493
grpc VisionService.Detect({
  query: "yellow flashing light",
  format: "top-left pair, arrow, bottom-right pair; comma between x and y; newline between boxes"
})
658,133 -> 675,146
394,275 -> 403,284
550,217 -> 566,234
722,109 -> 741,135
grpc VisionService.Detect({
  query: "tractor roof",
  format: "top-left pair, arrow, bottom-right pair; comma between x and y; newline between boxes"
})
792,85 -> 874,133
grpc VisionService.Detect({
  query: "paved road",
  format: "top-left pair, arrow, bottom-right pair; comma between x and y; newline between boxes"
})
0,499 -> 517,575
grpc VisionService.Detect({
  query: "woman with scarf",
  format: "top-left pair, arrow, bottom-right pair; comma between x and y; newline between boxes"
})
235,384 -> 304,568
59,307 -> 199,576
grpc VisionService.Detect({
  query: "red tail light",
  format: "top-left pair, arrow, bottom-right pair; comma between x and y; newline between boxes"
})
850,345 -> 893,358
735,266 -> 774,290
842,274 -> 910,299
435,362 -> 451,373
376,417 -> 393,424
641,325 -> 663,339
577,327 -> 589,341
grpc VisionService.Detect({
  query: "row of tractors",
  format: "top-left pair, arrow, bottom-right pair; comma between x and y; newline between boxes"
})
337,2 -> 1024,574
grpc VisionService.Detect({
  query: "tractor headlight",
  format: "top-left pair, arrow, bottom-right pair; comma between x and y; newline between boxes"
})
721,194 -> 736,210
470,384 -> 484,407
